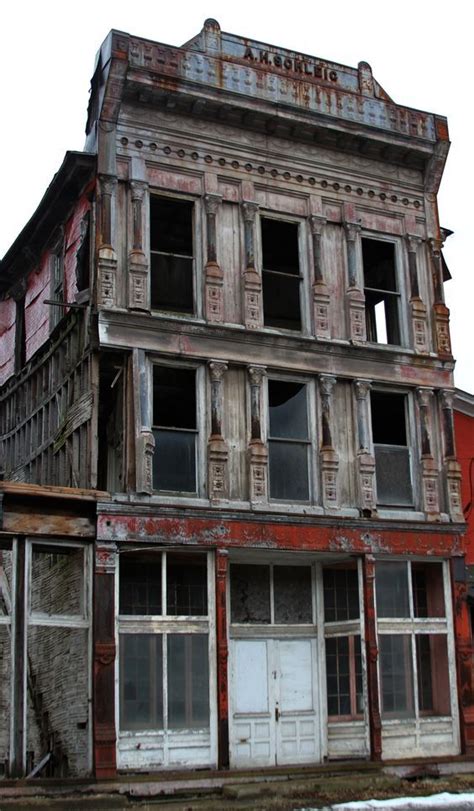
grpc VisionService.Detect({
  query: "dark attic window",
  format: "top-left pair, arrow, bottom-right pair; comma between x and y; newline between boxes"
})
262,218 -> 301,331
150,196 -> 194,314
362,238 -> 400,345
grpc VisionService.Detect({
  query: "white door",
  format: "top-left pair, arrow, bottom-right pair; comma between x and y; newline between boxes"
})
229,637 -> 320,767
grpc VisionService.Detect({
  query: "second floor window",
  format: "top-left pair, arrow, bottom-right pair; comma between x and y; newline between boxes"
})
371,391 -> 413,507
268,379 -> 310,501
362,238 -> 401,346
152,366 -> 197,493
261,218 -> 302,331
150,196 -> 194,314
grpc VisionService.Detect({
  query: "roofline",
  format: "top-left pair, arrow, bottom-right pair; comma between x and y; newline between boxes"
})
454,388 -> 474,418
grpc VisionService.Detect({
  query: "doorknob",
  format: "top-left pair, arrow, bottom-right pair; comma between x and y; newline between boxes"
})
275,706 -> 280,722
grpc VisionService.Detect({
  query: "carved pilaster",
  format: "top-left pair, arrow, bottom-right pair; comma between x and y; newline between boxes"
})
204,194 -> 224,323
309,215 -> 330,340
319,375 -> 339,509
406,235 -> 429,354
97,174 -> 118,308
430,239 -> 452,357
440,390 -> 463,520
354,379 -> 376,512
242,202 -> 262,330
208,361 -> 229,502
417,388 -> 440,517
128,181 -> 149,311
344,222 -> 366,344
136,430 -> 155,495
93,540 -> 117,778
248,365 -> 268,504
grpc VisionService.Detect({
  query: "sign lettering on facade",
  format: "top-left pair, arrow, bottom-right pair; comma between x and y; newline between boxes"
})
243,46 -> 338,82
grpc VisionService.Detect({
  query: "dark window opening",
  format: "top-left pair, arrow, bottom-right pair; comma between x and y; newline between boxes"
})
150,196 -> 194,313
416,634 -> 451,716
152,366 -> 197,493
326,635 -> 363,718
412,563 -> 445,618
120,552 -> 162,615
268,380 -> 309,501
97,355 -> 125,492
14,297 -> 26,372
166,552 -> 208,616
371,391 -> 412,507
362,238 -> 400,345
323,567 -> 360,622
262,218 -> 301,330
75,213 -> 90,294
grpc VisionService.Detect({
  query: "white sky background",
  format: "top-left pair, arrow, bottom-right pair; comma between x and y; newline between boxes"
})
1,0 -> 472,392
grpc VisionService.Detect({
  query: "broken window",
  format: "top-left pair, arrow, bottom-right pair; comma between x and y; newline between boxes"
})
362,238 -> 400,345
268,380 -> 310,501
371,391 -> 413,507
150,196 -> 194,313
326,635 -> 363,718
375,560 -> 453,721
118,551 -> 211,739
230,563 -> 314,625
152,366 -> 197,493
262,218 -> 301,330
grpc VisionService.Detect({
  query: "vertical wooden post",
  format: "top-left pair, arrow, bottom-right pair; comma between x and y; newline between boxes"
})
93,541 -> 117,778
215,549 -> 229,769
10,537 -> 26,777
450,557 -> 474,754
363,554 -> 382,761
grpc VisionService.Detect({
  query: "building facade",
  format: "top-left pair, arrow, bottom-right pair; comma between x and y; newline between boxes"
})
0,19 -> 472,780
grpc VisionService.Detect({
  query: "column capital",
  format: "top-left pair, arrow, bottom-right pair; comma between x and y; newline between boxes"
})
241,200 -> 259,223
208,360 -> 228,382
99,174 -> 118,195
417,387 -> 434,407
309,214 -> 327,236
130,179 -> 147,201
204,193 -> 222,215
319,374 -> 337,397
440,389 -> 455,410
406,234 -> 423,253
344,221 -> 362,241
354,379 -> 372,400
248,365 -> 266,386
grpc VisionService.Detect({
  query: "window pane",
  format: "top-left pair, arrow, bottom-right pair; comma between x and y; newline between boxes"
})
326,636 -> 351,717
153,429 -> 196,492
151,254 -> 193,313
120,634 -> 163,731
119,552 -> 162,615
269,381 -> 308,439
376,562 -> 410,618
230,564 -> 271,623
374,446 -> 413,506
416,634 -> 451,716
362,238 -> 397,292
413,563 -> 445,618
168,635 -> 209,729
167,552 -> 207,616
153,367 -> 196,429
323,568 -> 360,622
30,547 -> 84,616
379,634 -> 414,718
27,626 -> 90,776
274,566 -> 312,623
354,635 -> 364,714
371,392 -> 407,445
269,441 -> 309,501
262,219 -> 299,275
150,197 -> 193,255
263,271 -> 301,330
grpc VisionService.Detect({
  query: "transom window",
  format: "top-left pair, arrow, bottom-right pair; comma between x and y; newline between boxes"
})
268,380 -> 311,502
262,218 -> 302,331
230,563 -> 313,625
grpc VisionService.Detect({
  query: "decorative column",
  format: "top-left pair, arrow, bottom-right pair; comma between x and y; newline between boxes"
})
97,174 -> 118,308
242,202 -> 263,330
430,238 -> 452,357
354,379 -> 376,513
128,181 -> 149,311
319,375 -> 339,508
363,554 -> 382,761
204,194 -> 224,323
215,549 -> 230,768
208,361 -> 229,502
440,390 -> 463,521
417,388 -> 440,518
247,365 -> 268,504
93,541 -> 117,778
450,557 -> 474,755
309,215 -> 330,340
406,235 -> 429,354
133,349 -> 155,495
344,222 -> 366,344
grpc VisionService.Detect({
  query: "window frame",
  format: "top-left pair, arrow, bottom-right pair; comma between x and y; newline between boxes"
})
150,359 -> 206,498
258,212 -> 310,335
361,234 -> 408,349
370,388 -> 417,510
149,191 -> 202,319
49,236 -> 65,330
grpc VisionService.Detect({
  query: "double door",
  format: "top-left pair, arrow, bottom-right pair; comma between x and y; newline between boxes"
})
229,637 -> 320,767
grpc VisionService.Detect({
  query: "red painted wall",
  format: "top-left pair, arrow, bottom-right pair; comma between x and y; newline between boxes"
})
455,409 -> 474,563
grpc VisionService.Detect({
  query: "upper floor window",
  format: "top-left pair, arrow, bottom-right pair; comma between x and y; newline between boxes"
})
261,218 -> 301,331
268,379 -> 311,502
362,238 -> 400,345
371,391 -> 413,507
150,196 -> 194,314
152,366 -> 197,493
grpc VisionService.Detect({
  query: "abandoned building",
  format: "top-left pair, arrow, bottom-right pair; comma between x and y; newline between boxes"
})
0,19 -> 472,781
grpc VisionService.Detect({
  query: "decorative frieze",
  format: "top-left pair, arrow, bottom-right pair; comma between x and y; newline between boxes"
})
241,202 -> 262,330
204,194 -> 224,323
208,361 -> 229,502
248,365 -> 268,504
354,379 -> 376,512
309,215 -> 330,340
128,180 -> 149,311
344,222 -> 366,344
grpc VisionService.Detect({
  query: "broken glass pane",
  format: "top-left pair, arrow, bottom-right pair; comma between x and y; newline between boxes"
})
230,564 -> 271,623
376,561 -> 410,618
120,634 -> 163,731
167,634 -> 209,729
274,566 -> 312,623
269,381 -> 308,439
30,547 -> 84,616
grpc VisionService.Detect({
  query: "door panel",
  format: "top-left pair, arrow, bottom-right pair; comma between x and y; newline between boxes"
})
230,637 -> 320,767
